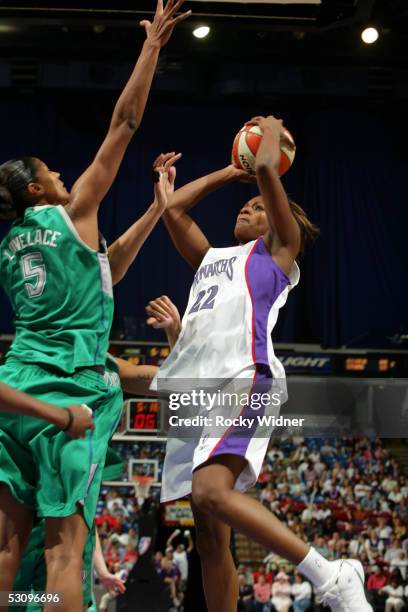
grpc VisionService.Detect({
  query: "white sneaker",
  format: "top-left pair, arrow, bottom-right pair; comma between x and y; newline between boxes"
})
316,559 -> 373,611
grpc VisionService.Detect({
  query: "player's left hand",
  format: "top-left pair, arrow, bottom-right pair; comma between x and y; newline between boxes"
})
99,572 -> 126,596
146,295 -> 181,332
152,152 -> 182,210
227,164 -> 257,184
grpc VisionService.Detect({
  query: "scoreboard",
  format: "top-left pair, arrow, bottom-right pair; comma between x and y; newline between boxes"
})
126,398 -> 162,433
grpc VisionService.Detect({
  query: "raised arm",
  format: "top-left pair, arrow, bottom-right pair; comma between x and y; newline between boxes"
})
108,152 -> 180,285
0,383 -> 94,438
163,164 -> 249,270
251,115 -> 300,273
66,0 -> 191,248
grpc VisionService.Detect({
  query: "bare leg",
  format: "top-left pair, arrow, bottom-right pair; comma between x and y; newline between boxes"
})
191,498 -> 237,612
0,484 -> 34,611
191,455 -> 309,566
44,511 -> 88,612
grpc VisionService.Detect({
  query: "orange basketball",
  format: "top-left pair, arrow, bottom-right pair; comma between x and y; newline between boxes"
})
232,124 -> 296,176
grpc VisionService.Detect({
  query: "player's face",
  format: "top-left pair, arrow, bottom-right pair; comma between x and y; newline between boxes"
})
31,159 -> 70,205
233,196 -> 269,243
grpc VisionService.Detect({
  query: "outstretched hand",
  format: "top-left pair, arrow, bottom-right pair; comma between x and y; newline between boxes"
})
153,152 -> 181,210
146,295 -> 181,332
140,0 -> 192,48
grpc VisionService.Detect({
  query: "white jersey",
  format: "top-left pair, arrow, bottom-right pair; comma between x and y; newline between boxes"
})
153,237 -> 299,386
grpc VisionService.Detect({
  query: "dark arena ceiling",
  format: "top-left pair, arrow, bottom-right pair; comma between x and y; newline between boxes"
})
0,1 -> 406,102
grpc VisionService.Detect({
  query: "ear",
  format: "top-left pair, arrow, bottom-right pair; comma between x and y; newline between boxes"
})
26,181 -> 44,199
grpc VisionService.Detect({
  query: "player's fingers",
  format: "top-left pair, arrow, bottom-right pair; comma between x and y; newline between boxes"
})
159,296 -> 177,317
139,20 -> 151,34
149,301 -> 170,319
170,10 -> 192,26
158,152 -> 175,166
164,153 -> 182,170
167,0 -> 184,17
146,316 -> 161,327
153,153 -> 165,168
163,0 -> 176,16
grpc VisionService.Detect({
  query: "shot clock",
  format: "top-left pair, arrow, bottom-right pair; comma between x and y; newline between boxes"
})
126,398 -> 162,433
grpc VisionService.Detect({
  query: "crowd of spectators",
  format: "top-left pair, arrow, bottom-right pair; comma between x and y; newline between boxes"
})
241,436 -> 408,611
93,436 -> 408,611
238,564 -> 312,611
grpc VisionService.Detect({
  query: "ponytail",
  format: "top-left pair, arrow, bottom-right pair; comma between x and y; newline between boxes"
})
289,200 -> 320,256
0,157 -> 38,221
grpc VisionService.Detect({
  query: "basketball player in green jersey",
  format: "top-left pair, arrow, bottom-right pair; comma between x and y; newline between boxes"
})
12,354 -> 160,612
0,2 -> 191,610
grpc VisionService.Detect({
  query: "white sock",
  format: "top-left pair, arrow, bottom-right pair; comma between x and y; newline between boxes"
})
297,547 -> 336,588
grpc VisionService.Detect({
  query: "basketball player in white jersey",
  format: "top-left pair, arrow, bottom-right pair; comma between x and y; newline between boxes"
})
148,116 -> 372,612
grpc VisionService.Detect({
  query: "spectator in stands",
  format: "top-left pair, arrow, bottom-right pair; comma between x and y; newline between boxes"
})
390,552 -> 408,580
159,557 -> 180,600
376,517 -> 393,544
95,507 -> 118,531
380,577 -> 405,612
123,543 -> 137,567
252,563 -> 273,585
384,539 -> 405,565
361,489 -> 377,511
367,565 -> 388,610
291,573 -> 312,612
166,529 -> 194,587
392,517 -> 407,541
237,563 -> 254,585
154,551 -> 163,573
253,574 -> 272,611
271,570 -> 291,612
111,526 -> 138,549
238,574 -> 254,612
106,489 -> 125,513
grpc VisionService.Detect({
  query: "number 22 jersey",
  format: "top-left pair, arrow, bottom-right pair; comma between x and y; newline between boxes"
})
153,237 -> 300,386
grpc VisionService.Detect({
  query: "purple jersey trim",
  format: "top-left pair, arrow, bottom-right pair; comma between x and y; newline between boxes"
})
245,238 -> 290,367
209,368 -> 273,459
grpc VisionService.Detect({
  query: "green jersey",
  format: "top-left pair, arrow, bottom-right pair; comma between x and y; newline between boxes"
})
0,205 -> 114,373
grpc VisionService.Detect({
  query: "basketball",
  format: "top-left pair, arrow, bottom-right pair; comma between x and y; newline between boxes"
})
232,123 -> 296,176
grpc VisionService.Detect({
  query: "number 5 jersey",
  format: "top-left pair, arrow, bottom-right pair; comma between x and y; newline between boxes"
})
0,205 -> 114,373
152,237 -> 300,387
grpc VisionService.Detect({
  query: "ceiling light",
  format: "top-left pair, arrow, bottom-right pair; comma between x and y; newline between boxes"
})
361,27 -> 379,44
193,26 -> 210,39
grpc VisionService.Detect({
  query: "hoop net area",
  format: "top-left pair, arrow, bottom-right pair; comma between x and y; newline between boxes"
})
132,474 -> 154,501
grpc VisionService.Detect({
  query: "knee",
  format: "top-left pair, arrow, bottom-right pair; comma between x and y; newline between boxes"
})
191,481 -> 230,516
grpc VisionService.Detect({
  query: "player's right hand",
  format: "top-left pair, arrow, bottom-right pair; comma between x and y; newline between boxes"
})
140,0 -> 192,48
146,295 -> 181,332
65,404 -> 95,439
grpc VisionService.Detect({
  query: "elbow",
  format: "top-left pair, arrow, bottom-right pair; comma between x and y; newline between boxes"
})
115,107 -> 140,132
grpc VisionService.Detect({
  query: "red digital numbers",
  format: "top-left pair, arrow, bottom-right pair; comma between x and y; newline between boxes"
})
132,413 -> 157,430
131,401 -> 159,430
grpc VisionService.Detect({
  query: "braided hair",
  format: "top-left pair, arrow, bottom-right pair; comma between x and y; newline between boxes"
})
0,157 -> 38,221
